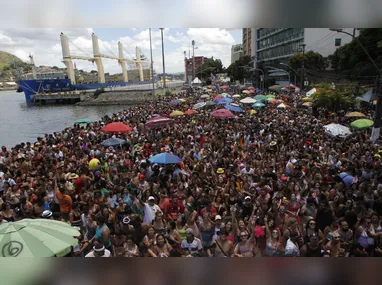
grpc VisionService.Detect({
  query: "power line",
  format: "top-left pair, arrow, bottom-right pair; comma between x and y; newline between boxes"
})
305,32 -> 336,49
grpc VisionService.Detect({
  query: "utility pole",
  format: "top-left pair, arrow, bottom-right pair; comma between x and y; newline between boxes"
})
184,51 -> 187,83
149,28 -> 155,98
160,28 -> 166,89
300,44 -> 306,94
192,40 -> 195,82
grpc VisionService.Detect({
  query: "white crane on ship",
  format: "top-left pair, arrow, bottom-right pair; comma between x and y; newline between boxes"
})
60,32 -> 150,84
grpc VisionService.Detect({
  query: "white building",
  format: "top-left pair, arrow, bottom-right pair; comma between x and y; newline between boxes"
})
231,44 -> 243,64
251,28 -> 359,65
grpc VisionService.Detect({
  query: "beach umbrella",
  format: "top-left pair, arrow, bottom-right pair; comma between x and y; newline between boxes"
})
225,103 -> 244,112
323,123 -> 352,138
101,122 -> 132,133
170,110 -> 184,117
266,94 -> 276,99
211,109 -> 235,118
254,95 -> 267,101
207,89 -> 213,93
248,109 -> 257,115
0,219 -> 80,257
232,94 -> 241,98
240,97 -> 257,104
249,89 -> 255,94
242,90 -> 250,94
350,119 -> 374,129
216,97 -> 234,104
169,99 -> 181,105
253,102 -> 265,108
345,111 -> 366,118
302,97 -> 312,101
145,116 -> 173,129
184,109 -> 198,115
192,102 -> 207,110
148,153 -> 182,164
302,102 -> 312,107
248,86 -> 255,90
268,85 -> 282,91
200,94 -> 210,99
101,138 -> 127,147
277,103 -> 291,109
221,93 -> 230,97
74,118 -> 93,124
213,95 -> 223,100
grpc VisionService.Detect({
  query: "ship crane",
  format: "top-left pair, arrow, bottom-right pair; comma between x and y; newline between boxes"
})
60,32 -> 150,84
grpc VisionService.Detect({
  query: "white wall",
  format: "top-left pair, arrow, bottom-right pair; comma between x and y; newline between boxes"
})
304,28 -> 359,57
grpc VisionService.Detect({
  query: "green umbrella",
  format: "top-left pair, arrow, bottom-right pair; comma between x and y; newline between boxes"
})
266,94 -> 276,98
350,119 -> 374,129
254,95 -> 267,101
0,219 -> 80,257
75,118 -> 93,124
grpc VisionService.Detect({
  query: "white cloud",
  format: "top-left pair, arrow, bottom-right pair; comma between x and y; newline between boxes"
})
0,28 -> 238,75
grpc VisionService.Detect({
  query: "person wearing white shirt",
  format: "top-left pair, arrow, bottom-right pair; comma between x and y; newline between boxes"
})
140,196 -> 162,224
285,233 -> 300,257
85,243 -> 111,257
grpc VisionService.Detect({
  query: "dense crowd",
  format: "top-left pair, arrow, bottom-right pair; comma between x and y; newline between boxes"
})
1,85 -> 382,257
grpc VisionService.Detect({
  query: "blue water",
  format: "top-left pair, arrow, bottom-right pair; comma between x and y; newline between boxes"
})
0,90 -> 130,148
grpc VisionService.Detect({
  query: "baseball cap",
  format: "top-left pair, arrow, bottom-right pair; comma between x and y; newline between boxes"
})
185,228 -> 194,235
215,215 -> 222,221
245,196 -> 251,201
148,196 -> 155,201
139,174 -> 145,180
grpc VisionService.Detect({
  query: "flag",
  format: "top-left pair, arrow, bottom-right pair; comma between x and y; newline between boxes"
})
211,73 -> 216,86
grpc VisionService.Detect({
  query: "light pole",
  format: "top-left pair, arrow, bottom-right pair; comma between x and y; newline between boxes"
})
280,63 -> 301,86
299,44 -> 306,93
329,28 -> 381,143
160,28 -> 166,89
249,67 -> 264,90
192,40 -> 196,82
149,28 -> 155,96
184,51 -> 187,83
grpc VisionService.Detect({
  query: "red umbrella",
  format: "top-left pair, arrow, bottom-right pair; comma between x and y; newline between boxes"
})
101,122 -> 132,133
184,109 -> 198,115
210,109 -> 235,118
145,116 -> 173,129
213,95 -> 223,100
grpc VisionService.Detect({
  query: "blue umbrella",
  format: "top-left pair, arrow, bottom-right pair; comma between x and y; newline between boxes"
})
169,99 -> 180,105
339,172 -> 354,187
215,97 -> 233,104
148,153 -> 182,164
101,138 -> 127,147
253,102 -> 265,108
224,103 -> 244,112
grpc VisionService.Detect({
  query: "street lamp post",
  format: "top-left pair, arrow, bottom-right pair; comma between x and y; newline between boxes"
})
160,28 -> 166,89
149,28 -> 155,97
192,40 -> 195,82
280,63 -> 301,86
329,28 -> 381,143
300,44 -> 306,93
249,67 -> 264,90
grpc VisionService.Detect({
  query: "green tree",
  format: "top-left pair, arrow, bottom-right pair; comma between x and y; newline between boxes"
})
327,28 -> 382,78
225,55 -> 252,82
195,57 -> 224,81
311,83 -> 357,112
288,50 -> 328,71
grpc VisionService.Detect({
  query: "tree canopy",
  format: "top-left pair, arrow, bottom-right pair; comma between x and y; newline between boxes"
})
195,57 -> 224,81
327,28 -> 382,78
311,83 -> 358,112
225,55 -> 252,82
288,50 -> 328,72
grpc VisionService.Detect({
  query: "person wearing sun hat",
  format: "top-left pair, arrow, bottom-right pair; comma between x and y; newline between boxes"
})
216,168 -> 224,174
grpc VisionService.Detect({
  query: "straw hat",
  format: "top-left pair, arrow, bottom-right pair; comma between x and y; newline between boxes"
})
270,141 -> 277,146
216,168 -> 225,174
65,173 -> 79,180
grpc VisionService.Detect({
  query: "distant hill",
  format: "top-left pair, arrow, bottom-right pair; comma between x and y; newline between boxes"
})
0,51 -> 25,71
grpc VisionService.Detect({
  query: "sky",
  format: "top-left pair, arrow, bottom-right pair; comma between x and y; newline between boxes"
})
0,28 -> 242,74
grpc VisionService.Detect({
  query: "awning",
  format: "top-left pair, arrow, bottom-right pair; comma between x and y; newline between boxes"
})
356,89 -> 377,102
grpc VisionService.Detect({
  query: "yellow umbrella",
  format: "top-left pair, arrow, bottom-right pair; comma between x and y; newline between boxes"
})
302,97 -> 312,101
248,109 -> 257,115
303,102 -> 312,106
179,99 -> 186,103
207,89 -> 213,92
170,111 -> 184,117
232,94 -> 241,98
345,111 -> 365,117
242,90 -> 250,94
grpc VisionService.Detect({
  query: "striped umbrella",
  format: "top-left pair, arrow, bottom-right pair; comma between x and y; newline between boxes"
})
345,111 -> 366,117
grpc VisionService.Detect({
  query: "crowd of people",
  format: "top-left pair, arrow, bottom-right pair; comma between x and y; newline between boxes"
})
1,85 -> 382,258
